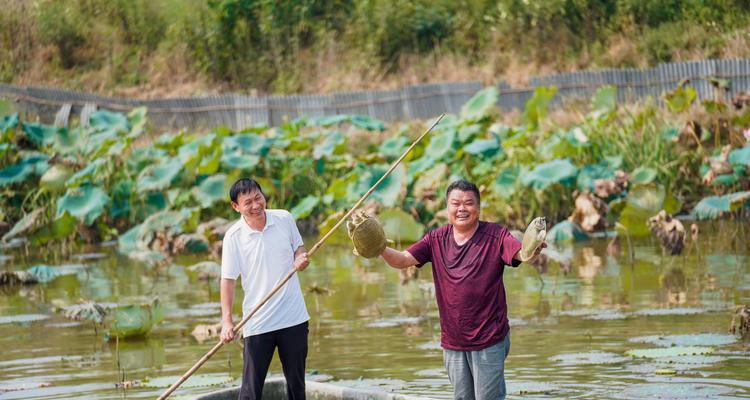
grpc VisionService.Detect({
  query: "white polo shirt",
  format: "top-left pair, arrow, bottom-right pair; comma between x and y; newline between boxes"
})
221,209 -> 309,337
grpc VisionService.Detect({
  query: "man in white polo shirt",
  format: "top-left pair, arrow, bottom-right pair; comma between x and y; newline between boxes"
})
220,178 -> 310,400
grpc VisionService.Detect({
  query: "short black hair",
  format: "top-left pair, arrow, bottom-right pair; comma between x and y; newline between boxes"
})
229,178 -> 265,202
446,179 -> 480,204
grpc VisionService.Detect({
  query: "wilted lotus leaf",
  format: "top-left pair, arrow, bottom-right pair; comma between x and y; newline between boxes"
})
2,207 -> 45,242
569,192 -> 607,233
62,301 -> 109,324
40,165 -> 73,192
0,271 -> 39,285
692,191 -> 750,220
56,186 -> 109,225
191,322 -> 222,343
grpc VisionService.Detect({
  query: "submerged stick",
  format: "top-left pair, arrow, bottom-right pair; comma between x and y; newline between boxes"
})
157,114 -> 445,399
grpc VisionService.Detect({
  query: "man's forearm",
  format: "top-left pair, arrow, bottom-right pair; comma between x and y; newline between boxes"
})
381,247 -> 416,269
220,278 -> 235,322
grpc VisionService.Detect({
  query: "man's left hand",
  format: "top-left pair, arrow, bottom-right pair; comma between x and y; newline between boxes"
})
294,252 -> 310,271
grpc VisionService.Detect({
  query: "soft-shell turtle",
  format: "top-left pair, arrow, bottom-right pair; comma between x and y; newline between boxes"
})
346,210 -> 387,258
518,217 -> 546,262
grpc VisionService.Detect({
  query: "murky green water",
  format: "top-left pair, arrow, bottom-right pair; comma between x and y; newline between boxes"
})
1,220 -> 749,399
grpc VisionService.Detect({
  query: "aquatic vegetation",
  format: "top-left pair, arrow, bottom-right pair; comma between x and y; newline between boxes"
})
625,346 -> 714,358
140,373 -> 234,388
630,333 -> 737,347
549,351 -> 629,366
730,305 -> 750,339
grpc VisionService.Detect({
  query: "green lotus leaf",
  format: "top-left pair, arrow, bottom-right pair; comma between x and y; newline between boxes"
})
82,128 -> 121,157
221,153 -> 260,171
458,125 -> 482,143
521,159 -> 578,190
118,225 -> 141,253
618,185 -> 680,237
407,156 -> 437,182
154,131 -> 185,152
565,127 -> 590,148
424,129 -> 456,161
663,85 -> 697,113
524,86 -> 557,129
0,112 -> 19,134
661,126 -> 680,141
136,157 -> 182,192
2,208 -> 45,242
53,127 -> 82,155
630,166 -> 658,184
313,131 -> 346,159
40,165 -> 73,192
127,107 -> 147,138
25,265 -> 62,284
379,136 -> 409,161
463,138 -> 501,158
193,174 -> 226,209
626,346 -> 714,359
306,115 -> 349,127
56,186 -> 109,225
290,195 -> 319,220
414,163 -> 448,197
109,298 -> 163,338
729,144 -> 750,166
591,85 -> 617,114
22,122 -> 59,147
66,159 -> 106,188
576,161 -> 615,192
379,208 -> 424,243
691,191 -> 750,220
127,147 -> 168,172
461,86 -> 499,121
350,115 -> 386,131
493,166 -> 519,199
546,220 -> 590,243
179,134 -> 218,168
29,211 -> 77,246
197,146 -> 222,175
350,164 -> 406,207
712,173 -> 739,186
141,373 -> 234,389
0,160 -> 36,187
89,109 -> 129,134
222,133 -> 271,156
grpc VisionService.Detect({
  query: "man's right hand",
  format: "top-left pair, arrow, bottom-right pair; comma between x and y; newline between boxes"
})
220,319 -> 236,343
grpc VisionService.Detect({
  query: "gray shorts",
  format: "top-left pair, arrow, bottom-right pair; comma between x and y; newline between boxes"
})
443,333 -> 511,400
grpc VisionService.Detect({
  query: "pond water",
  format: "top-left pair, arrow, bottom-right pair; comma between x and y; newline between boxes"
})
0,220 -> 749,399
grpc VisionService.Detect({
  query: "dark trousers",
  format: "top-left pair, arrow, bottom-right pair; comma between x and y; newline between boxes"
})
239,321 -> 308,400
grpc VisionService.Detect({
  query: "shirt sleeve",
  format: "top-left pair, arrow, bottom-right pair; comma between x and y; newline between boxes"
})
500,227 -> 523,267
406,232 -> 432,268
221,234 -> 241,280
287,211 -> 304,250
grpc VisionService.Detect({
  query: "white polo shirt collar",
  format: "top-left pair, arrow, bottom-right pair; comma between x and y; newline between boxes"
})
240,211 -> 276,235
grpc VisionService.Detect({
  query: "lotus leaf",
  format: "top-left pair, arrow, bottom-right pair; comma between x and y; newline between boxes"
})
591,85 -> 617,114
729,144 -> 750,166
89,109 -> 129,134
521,159 -> 578,190
524,86 -> 557,129
458,125 -> 481,143
460,86 -> 499,121
424,129 -> 456,161
193,174 -> 226,209
29,211 -> 77,246
630,166 -> 658,184
62,301 -> 109,324
626,346 -> 714,358
378,136 -> 408,161
546,220 -> 590,243
0,314 -> 49,324
414,163 -> 448,197
618,185 -> 679,237
493,167 -> 519,199
692,191 -> 750,220
350,115 -> 386,131
57,186 -> 109,225
222,133 -> 271,156
350,164 -> 406,207
136,157 -> 182,192
22,122 -> 59,147
2,208 -> 45,242
630,333 -> 736,347
663,85 -> 697,113
313,131 -> 346,159
379,208 -> 424,243
0,112 -> 19,134
141,373 -> 234,388
109,298 -> 163,338
463,138 -> 500,158
40,165 -> 73,192
221,153 -> 260,170
291,195 -> 319,220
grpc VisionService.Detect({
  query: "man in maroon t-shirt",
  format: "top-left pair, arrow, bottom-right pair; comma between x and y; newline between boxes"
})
379,179 -> 544,400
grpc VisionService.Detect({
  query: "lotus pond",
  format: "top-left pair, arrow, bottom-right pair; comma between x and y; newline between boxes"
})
0,219 -> 749,399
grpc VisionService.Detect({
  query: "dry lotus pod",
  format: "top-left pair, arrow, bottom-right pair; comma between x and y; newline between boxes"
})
346,210 -> 388,258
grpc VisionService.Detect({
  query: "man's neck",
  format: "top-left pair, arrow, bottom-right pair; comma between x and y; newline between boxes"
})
243,212 -> 266,231
453,222 -> 479,244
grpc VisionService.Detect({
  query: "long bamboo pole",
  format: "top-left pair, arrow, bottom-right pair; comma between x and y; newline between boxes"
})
157,113 -> 444,399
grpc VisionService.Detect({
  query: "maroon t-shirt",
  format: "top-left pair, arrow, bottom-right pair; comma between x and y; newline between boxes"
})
407,221 -> 522,351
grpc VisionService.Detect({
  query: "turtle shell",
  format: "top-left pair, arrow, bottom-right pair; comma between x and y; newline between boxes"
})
347,210 -> 387,258
519,217 -> 546,261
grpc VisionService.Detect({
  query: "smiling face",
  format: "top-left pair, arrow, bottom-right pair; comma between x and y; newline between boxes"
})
231,188 -> 266,221
446,189 -> 480,231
